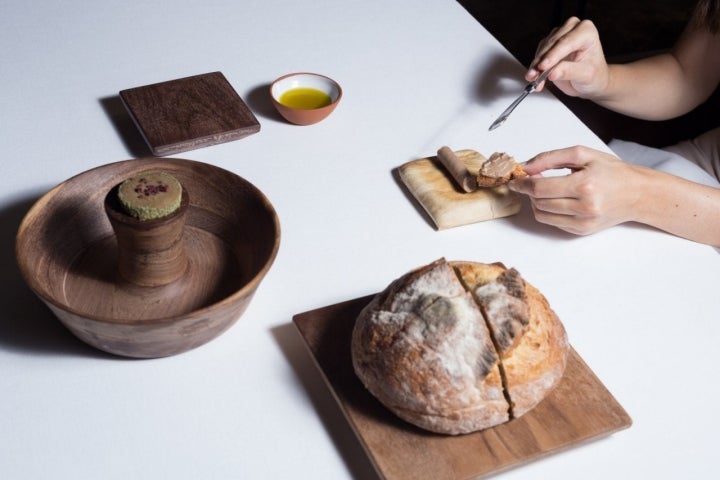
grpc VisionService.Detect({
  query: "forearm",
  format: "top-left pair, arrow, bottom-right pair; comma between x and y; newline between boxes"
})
591,27 -> 720,120
592,55 -> 692,120
632,166 -> 720,246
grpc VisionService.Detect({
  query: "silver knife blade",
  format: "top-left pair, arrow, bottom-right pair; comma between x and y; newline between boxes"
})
488,64 -> 558,131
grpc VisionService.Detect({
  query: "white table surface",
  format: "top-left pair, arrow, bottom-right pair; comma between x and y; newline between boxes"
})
2,1 -> 718,479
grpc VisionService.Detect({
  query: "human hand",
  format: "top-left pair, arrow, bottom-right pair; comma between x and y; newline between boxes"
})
526,17 -> 610,99
508,146 -> 643,235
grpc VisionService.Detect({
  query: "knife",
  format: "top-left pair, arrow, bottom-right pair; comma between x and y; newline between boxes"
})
488,63 -> 560,131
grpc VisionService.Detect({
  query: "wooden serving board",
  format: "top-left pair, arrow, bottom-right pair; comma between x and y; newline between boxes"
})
293,295 -> 632,480
120,72 -> 260,156
398,149 -> 521,230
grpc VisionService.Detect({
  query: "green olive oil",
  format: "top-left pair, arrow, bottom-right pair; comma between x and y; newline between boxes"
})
279,87 -> 332,109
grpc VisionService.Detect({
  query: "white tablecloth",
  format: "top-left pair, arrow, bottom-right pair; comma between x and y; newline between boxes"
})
1,1 -> 718,478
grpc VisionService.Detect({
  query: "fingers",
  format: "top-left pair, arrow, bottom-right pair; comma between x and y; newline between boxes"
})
509,147 -> 609,201
534,17 -> 583,66
529,203 -> 601,236
507,147 -> 629,236
518,146 -> 594,175
527,17 -> 581,77
511,176 -> 605,236
526,17 -> 600,85
509,174 -> 577,199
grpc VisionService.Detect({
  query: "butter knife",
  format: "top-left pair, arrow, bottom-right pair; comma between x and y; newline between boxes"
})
488,63 -> 559,131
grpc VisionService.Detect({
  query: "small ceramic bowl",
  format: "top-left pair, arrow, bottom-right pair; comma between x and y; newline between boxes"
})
270,72 -> 342,125
16,158 -> 281,358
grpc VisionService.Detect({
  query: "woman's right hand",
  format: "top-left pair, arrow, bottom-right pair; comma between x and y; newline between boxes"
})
526,17 -> 610,100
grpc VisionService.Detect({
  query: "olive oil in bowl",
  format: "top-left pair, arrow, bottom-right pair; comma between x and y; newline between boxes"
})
270,72 -> 342,124
279,87 -> 332,110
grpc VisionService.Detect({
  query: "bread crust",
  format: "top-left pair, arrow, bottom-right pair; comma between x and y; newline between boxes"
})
351,260 -> 509,435
453,261 -> 568,418
351,259 -> 568,435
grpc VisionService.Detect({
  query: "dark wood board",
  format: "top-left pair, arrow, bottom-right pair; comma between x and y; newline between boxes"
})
119,71 -> 260,156
292,295 -> 632,480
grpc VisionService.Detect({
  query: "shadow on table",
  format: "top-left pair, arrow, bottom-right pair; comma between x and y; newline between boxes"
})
390,167 -> 438,230
99,95 -> 153,158
471,52 -> 528,107
271,322 -> 379,480
505,195 -> 579,240
1,194 -> 113,357
243,83 -> 287,123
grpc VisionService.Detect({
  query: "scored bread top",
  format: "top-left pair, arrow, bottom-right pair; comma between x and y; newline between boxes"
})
351,259 -> 509,435
454,261 -> 569,418
351,258 -> 568,434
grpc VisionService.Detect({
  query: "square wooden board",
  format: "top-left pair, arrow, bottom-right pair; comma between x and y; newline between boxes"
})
293,295 -> 632,480
398,149 -> 521,230
119,71 -> 260,156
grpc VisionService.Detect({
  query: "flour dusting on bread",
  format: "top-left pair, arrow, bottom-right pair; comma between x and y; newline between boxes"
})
473,268 -> 530,354
351,258 -> 568,435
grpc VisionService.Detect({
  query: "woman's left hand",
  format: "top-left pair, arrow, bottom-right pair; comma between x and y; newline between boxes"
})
508,146 -> 642,235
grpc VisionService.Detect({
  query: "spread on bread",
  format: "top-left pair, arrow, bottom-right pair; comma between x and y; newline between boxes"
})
434,147 -> 527,191
351,258 -> 568,435
476,152 -> 527,187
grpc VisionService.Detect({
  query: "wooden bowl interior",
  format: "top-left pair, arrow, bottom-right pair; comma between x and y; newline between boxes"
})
17,158 -> 280,325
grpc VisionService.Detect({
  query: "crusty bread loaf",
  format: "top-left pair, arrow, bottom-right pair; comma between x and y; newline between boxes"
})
351,258 -> 568,435
351,259 -> 509,435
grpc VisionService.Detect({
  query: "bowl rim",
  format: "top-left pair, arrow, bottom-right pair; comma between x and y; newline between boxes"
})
270,71 -> 343,106
15,157 -> 282,326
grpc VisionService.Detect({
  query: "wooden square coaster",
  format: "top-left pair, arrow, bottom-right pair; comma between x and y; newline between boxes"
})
119,72 -> 260,156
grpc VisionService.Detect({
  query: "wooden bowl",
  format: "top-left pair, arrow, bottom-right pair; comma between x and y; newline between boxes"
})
16,158 -> 281,358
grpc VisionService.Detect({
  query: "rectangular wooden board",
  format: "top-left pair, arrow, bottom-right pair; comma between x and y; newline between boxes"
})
120,71 -> 260,156
398,149 -> 521,230
292,295 -> 632,480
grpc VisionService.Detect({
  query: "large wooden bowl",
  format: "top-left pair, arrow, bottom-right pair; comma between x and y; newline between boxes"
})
16,158 -> 281,358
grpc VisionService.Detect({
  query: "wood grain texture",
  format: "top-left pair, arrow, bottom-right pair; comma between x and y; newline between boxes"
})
398,149 -> 521,230
119,72 -> 260,156
16,158 -> 280,358
293,295 -> 632,480
105,187 -> 190,286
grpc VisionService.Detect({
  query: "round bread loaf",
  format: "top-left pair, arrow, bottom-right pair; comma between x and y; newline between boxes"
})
351,258 -> 568,435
